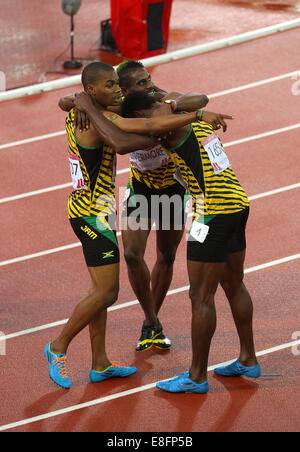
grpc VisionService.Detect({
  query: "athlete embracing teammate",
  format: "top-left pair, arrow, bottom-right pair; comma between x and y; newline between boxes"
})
59,60 -> 225,356
117,61 -> 211,352
45,61 -> 225,389
121,91 -> 261,394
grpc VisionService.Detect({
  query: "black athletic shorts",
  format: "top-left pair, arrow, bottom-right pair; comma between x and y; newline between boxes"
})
187,207 -> 249,263
70,216 -> 120,267
122,178 -> 188,228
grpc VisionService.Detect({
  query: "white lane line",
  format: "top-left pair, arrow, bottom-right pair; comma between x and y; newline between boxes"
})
0,69 -> 298,152
0,337 -> 299,432
0,122 -> 299,205
209,70 -> 300,98
0,242 -> 82,267
0,181 -> 299,269
0,252 -> 299,343
0,130 -> 66,150
248,182 -> 300,201
0,182 -> 72,204
225,123 -> 300,147
0,167 -> 130,204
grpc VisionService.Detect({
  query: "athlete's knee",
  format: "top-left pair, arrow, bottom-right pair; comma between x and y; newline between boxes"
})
123,248 -> 144,268
92,284 -> 119,309
189,285 -> 214,308
220,269 -> 244,295
157,248 -> 176,267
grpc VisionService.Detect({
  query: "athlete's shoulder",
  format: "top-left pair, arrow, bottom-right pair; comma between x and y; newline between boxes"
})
74,123 -> 105,150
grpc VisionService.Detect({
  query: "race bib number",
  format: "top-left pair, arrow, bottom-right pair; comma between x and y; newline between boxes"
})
189,220 -> 209,243
68,153 -> 86,190
130,145 -> 169,171
201,133 -> 230,175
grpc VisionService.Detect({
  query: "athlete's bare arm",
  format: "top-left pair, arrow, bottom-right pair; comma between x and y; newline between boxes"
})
164,91 -> 209,111
59,93 -> 122,129
151,97 -> 233,133
148,102 -> 233,151
101,109 -> 201,135
163,92 -> 233,131
58,90 -> 209,130
60,93 -> 161,154
74,113 -> 158,156
59,93 -> 91,132
58,94 -> 75,112
73,92 -> 201,137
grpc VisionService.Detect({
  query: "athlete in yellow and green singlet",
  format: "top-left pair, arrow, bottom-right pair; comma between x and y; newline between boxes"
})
59,61 -> 231,354
45,61 -> 212,389
121,91 -> 261,394
117,61 -> 210,352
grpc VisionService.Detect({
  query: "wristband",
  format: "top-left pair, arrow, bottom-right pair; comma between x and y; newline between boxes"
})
164,99 -> 178,112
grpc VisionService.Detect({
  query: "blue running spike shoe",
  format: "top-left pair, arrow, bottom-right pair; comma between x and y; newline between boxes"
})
214,359 -> 261,378
44,342 -> 71,389
90,360 -> 137,383
156,372 -> 209,394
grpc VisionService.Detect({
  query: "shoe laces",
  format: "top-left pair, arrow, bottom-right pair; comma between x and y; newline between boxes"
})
53,355 -> 69,379
108,358 -> 127,369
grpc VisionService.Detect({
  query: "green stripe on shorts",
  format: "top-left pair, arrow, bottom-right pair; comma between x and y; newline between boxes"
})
83,216 -> 118,248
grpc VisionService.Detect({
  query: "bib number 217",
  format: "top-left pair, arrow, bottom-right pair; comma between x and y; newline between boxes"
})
69,154 -> 87,190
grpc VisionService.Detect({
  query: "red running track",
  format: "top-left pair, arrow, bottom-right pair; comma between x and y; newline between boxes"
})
0,26 -> 300,432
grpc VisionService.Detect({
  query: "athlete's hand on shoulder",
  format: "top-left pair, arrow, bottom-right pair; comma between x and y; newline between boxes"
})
202,111 -> 233,132
74,108 -> 90,132
73,92 -> 94,113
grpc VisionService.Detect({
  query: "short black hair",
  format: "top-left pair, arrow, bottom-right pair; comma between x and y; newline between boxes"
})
81,61 -> 114,90
117,60 -> 145,89
121,91 -> 156,118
